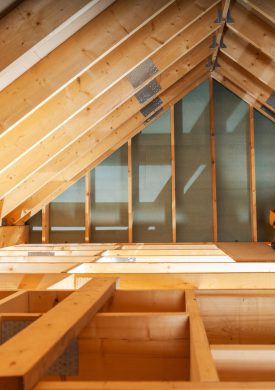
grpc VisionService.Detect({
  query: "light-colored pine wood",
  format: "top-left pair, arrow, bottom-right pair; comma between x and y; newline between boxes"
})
170,104 -> 177,243
7,64 -> 209,225
185,290 -> 219,381
248,105 -> 257,242
0,16 -> 219,215
209,77 -> 218,242
0,0 -> 172,133
0,278 -> 117,390
127,139 -> 133,243
41,204 -> 49,244
84,173 -> 91,243
0,1 -> 219,203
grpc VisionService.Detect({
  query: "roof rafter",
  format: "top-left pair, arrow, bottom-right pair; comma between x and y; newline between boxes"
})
7,63 -> 208,224
0,0 -> 116,90
0,0 -> 173,133
0,3 -> 220,201
1,38 -> 213,219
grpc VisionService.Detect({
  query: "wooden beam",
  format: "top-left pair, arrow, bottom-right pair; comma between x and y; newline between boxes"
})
0,226 -> 29,248
0,0 -> 172,133
211,0 -> 231,70
0,0 -> 116,90
212,345 -> 275,381
209,78 -> 218,242
0,3 -> 220,202
85,173 -> 91,243
41,205 -> 49,244
7,65 -> 209,224
228,1 -> 275,60
185,290 -> 219,381
1,39 -> 213,218
127,140 -> 133,243
222,29 -> 275,90
0,278 -> 117,390
34,382 -> 275,390
248,105 -> 257,242
170,104 -> 176,243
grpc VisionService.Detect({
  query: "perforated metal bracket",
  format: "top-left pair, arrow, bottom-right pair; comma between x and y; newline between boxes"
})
48,338 -> 79,376
144,107 -> 164,123
140,97 -> 163,117
127,59 -> 158,88
1,320 -> 33,344
266,91 -> 275,110
28,251 -> 55,256
206,57 -> 213,69
260,105 -> 275,120
135,80 -> 161,104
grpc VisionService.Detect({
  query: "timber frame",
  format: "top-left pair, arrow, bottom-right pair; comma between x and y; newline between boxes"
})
0,0 -> 273,229
0,243 -> 275,388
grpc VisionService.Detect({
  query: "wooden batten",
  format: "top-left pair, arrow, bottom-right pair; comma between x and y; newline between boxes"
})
248,105 -> 257,242
85,173 -> 91,243
170,104 -> 177,243
41,205 -> 49,244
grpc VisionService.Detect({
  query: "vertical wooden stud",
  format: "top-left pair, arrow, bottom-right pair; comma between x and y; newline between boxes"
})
209,77 -> 218,242
85,173 -> 91,243
128,139 -> 133,243
170,104 -> 177,243
186,290 -> 219,381
41,204 -> 49,243
249,105 -> 257,242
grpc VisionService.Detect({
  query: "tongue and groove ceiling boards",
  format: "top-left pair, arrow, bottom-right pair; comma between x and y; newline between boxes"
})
0,0 -> 274,225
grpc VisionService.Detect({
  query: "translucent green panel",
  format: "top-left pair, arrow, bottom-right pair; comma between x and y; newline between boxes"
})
132,109 -> 172,242
175,81 -> 213,242
27,211 -> 42,243
254,110 -> 275,241
214,81 -> 251,241
90,145 -> 128,243
50,177 -> 85,243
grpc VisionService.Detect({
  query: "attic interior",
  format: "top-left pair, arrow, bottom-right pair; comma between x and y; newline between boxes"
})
0,0 -> 274,389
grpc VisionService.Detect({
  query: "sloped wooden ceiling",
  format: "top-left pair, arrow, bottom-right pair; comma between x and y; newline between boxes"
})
0,0 -> 274,226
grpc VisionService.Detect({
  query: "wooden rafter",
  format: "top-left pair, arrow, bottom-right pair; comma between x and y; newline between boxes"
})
0,1 -> 220,201
0,0 -> 173,134
7,64 -> 209,224
1,37 -> 213,219
0,0 -> 116,90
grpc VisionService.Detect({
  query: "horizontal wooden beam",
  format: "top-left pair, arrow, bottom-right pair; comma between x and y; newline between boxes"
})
0,278 -> 117,390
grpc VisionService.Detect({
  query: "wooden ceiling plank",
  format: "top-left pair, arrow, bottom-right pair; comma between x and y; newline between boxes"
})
222,28 -> 275,90
228,1 -> 275,60
0,0 -> 173,133
0,0 -> 117,89
0,1 -> 220,191
7,65 -> 208,224
1,39 -> 213,218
